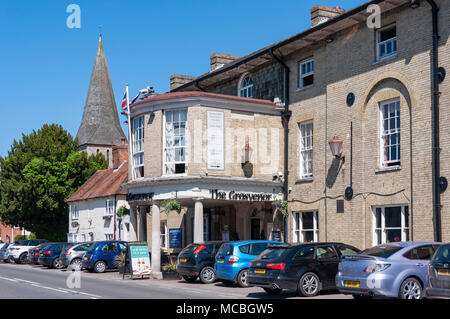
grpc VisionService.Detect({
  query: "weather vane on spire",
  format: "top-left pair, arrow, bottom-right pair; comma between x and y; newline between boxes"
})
99,25 -> 103,39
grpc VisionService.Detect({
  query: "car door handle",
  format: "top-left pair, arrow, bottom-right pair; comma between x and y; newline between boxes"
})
416,263 -> 425,267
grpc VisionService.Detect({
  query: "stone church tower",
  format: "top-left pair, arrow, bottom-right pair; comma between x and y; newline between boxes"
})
76,35 -> 126,168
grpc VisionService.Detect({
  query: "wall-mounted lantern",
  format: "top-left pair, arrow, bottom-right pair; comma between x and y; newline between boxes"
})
328,135 -> 345,162
241,137 -> 253,178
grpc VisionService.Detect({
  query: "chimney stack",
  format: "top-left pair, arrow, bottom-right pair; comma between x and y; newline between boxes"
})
210,53 -> 239,71
170,74 -> 196,91
112,143 -> 128,169
311,5 -> 346,27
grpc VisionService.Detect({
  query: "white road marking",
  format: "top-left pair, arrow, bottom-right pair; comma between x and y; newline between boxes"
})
30,284 -> 70,294
0,276 -> 18,282
13,278 -> 40,285
58,288 -> 102,298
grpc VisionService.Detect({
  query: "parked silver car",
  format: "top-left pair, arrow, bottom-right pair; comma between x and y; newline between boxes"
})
426,243 -> 450,299
60,242 -> 95,270
336,242 -> 442,299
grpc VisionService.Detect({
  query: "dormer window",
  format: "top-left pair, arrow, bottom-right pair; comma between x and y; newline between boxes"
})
239,75 -> 254,98
376,24 -> 397,61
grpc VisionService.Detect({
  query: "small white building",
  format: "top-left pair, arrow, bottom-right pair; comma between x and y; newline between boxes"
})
67,144 -> 130,242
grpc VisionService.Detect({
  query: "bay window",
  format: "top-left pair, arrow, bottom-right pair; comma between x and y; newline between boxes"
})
133,116 -> 145,178
164,109 -> 187,175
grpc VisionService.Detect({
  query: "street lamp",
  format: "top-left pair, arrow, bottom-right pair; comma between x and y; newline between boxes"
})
328,135 -> 344,161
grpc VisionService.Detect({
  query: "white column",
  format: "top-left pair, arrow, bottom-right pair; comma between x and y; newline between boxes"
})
151,201 -> 162,279
128,206 -> 137,241
138,206 -> 146,241
194,198 -> 204,243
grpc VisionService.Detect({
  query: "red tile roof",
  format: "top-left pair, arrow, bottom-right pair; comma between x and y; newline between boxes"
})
67,163 -> 128,203
132,91 -> 275,107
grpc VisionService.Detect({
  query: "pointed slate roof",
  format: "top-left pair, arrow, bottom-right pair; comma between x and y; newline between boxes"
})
76,36 -> 126,148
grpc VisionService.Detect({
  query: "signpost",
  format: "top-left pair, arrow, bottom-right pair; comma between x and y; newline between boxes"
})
123,241 -> 151,279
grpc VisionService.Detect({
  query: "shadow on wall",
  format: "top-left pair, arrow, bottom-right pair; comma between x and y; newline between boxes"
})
326,157 -> 342,189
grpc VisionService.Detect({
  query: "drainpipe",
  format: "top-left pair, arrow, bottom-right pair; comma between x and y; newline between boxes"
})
269,49 -> 291,243
425,0 -> 441,242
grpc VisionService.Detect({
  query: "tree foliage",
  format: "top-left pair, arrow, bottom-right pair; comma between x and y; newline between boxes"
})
0,124 -> 108,241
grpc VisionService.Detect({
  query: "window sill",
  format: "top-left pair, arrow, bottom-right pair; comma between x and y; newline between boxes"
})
296,85 -> 314,92
295,177 -> 314,184
374,53 -> 397,65
375,166 -> 401,174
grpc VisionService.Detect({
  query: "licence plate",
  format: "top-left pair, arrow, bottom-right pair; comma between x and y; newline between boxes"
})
255,269 -> 266,274
345,281 -> 360,288
179,258 -> 187,263
438,269 -> 450,276
217,259 -> 224,263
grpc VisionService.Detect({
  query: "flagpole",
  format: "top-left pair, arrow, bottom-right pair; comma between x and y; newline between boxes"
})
126,84 -> 134,179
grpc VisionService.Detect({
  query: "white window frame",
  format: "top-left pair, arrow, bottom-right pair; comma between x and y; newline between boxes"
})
298,58 -> 314,90
379,98 -> 401,168
376,24 -> 397,62
372,206 -> 409,246
71,205 -> 79,220
239,74 -> 254,98
133,116 -> 145,179
299,121 -> 313,179
105,199 -> 114,216
293,211 -> 319,243
163,109 -> 188,176
81,234 -> 86,242
160,221 -> 167,251
73,234 -> 78,243
105,233 -> 113,240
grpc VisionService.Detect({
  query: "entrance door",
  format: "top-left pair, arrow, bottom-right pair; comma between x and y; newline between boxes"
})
250,219 -> 261,240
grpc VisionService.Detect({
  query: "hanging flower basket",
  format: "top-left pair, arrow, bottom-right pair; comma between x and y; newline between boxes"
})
272,200 -> 288,217
161,200 -> 181,214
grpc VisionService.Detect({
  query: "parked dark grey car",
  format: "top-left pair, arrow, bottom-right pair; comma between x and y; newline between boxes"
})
60,242 -> 95,270
426,243 -> 450,299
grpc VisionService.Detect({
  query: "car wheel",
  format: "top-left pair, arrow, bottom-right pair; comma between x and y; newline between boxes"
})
237,269 -> 249,288
52,258 -> 63,269
182,275 -> 198,282
94,261 -> 107,273
70,258 -> 82,271
297,272 -> 321,297
399,277 -> 423,299
263,287 -> 282,295
18,253 -> 28,264
199,266 -> 216,284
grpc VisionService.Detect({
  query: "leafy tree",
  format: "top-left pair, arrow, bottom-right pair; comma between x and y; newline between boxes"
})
0,124 -> 108,241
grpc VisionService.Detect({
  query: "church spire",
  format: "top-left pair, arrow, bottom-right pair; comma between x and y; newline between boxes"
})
76,35 -> 126,151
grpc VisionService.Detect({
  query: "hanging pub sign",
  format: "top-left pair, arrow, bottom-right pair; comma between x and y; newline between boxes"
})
169,228 -> 183,248
123,241 -> 151,279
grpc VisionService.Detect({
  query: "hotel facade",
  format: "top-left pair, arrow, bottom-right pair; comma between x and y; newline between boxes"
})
123,0 -> 449,277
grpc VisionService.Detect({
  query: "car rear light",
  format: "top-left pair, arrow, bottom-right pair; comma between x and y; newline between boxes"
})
193,245 -> 206,255
1,250 -> 6,253
267,263 -> 286,270
65,250 -> 72,255
34,252 -> 40,257
249,262 -> 253,267
43,251 -> 51,255
228,256 -> 239,264
364,263 -> 391,273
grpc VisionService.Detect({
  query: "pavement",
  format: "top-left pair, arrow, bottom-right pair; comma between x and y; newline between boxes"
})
0,262 -> 352,299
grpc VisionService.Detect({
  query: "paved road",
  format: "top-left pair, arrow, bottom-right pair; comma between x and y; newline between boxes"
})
0,262 -> 351,299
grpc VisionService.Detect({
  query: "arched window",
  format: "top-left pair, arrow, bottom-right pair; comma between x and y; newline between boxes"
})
239,75 -> 254,98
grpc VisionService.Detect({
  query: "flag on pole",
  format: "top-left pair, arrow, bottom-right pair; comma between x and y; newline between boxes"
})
121,86 -> 129,110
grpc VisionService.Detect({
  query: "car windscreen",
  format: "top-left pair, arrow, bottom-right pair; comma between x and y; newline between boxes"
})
180,244 -> 202,255
433,245 -> 450,262
361,245 -> 403,258
216,244 -> 234,257
86,242 -> 100,253
259,247 -> 289,260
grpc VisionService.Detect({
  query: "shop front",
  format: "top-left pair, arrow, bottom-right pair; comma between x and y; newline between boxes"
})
123,176 -> 284,279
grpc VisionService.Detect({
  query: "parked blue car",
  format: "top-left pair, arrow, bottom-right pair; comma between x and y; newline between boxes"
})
82,241 -> 127,273
215,240 -> 285,287
0,243 -> 10,263
336,242 -> 442,299
38,243 -> 75,269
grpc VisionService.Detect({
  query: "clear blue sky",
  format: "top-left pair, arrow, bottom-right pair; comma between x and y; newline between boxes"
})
0,0 -> 364,158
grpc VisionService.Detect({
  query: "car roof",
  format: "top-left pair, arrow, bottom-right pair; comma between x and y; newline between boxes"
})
226,240 -> 284,246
